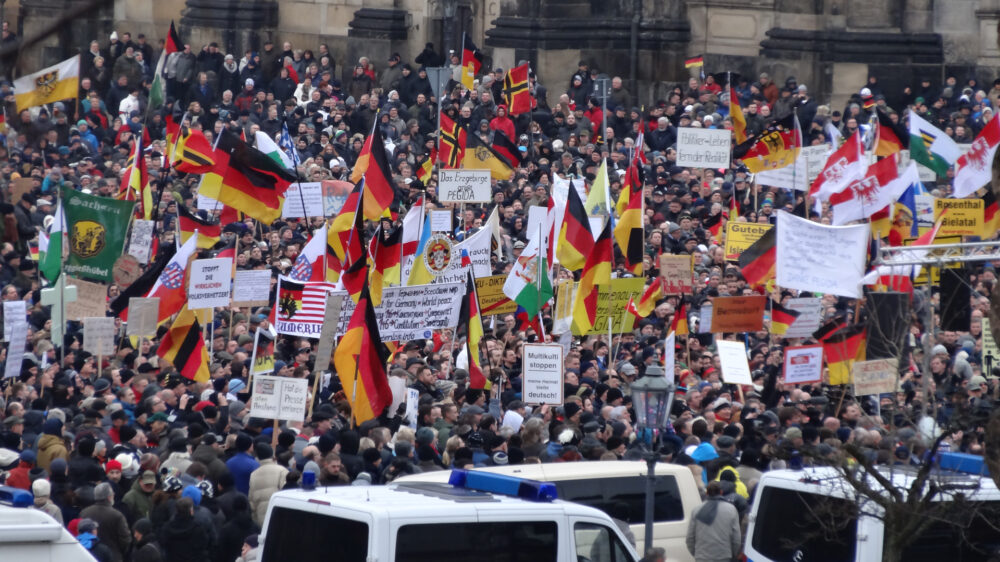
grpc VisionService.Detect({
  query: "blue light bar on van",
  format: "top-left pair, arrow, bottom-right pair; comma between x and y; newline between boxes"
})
939,452 -> 990,476
0,485 -> 33,508
448,469 -> 558,502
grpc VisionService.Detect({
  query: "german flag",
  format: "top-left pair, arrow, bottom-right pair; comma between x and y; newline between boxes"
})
730,86 -> 747,144
491,131 -> 523,170
823,324 -> 866,385
613,161 -> 644,275
439,112 -> 466,168
460,33 -> 484,90
812,314 -> 849,342
463,131 -> 514,180
172,125 -> 215,174
671,301 -> 689,336
333,284 -> 393,424
557,182 -> 593,271
177,205 -> 221,249
157,304 -> 210,383
199,130 -> 297,225
770,300 -> 800,336
219,204 -> 243,226
729,192 -> 741,220
416,151 -> 435,183
572,220 -> 611,335
165,20 -> 182,55
368,224 -> 401,306
350,121 -> 396,220
703,211 -> 724,243
329,181 -> 365,266
874,108 -> 907,157
459,266 -> 486,389
684,56 -> 704,69
733,114 -> 801,173
633,278 -> 663,318
502,63 -> 531,115
738,225 -> 776,287
164,113 -> 180,164
983,189 -> 1000,238
340,256 -> 367,304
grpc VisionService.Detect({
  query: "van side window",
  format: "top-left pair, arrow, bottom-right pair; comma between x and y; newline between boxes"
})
396,521 -> 557,562
556,476 -> 684,523
574,522 -> 634,562
262,506 -> 368,562
751,487 -> 856,562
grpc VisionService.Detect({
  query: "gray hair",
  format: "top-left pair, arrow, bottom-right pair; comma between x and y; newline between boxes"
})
95,482 -> 114,503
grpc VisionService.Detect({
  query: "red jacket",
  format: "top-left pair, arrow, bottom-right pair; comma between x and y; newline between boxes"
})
6,461 -> 33,490
489,106 -> 516,142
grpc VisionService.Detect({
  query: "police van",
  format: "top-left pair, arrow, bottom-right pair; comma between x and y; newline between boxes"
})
744,453 -> 1000,562
0,487 -> 94,561
260,469 -> 640,562
395,461 -> 702,560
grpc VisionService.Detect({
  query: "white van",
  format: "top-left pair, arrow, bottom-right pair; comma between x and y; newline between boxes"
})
0,487 -> 94,561
396,461 -> 703,560
260,470 -> 640,562
744,455 -> 1000,562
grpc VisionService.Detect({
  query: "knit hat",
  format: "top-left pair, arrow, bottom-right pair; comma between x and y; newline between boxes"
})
181,485 -> 202,506
563,402 -> 581,419
32,479 -> 51,497
105,459 -> 122,474
42,417 -> 62,436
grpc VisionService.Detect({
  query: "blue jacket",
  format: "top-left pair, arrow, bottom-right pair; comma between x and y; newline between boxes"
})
225,452 -> 260,495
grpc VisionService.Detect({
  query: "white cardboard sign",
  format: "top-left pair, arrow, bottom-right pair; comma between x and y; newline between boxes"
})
716,340 -> 753,385
783,344 -> 824,385
188,258 -> 233,309
776,211 -> 869,298
249,374 -> 310,422
675,128 -> 731,169
438,170 -> 492,203
128,219 -> 155,264
522,343 -> 564,405
783,297 -> 824,338
232,270 -> 272,306
281,182 -> 325,218
83,317 -> 116,356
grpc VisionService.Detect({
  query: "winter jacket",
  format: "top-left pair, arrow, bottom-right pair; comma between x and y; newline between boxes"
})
217,509 -> 259,562
192,444 -> 230,484
32,497 -> 63,524
133,536 -> 164,562
685,498 -> 742,562
225,453 -> 259,495
162,510 -> 211,562
122,478 -> 155,522
5,460 -> 33,489
248,459 -> 288,525
80,501 -> 132,562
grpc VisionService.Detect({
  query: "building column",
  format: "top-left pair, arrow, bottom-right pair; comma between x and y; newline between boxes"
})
182,0 -> 278,57
977,0 -> 1000,68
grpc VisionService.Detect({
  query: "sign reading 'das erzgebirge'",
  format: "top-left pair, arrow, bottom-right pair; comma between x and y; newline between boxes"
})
438,170 -> 492,203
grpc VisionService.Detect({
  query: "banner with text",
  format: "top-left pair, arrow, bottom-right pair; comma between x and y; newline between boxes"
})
522,344 -> 564,405
710,295 -> 767,333
676,128 -> 731,169
724,223 -> 773,261
330,282 -> 465,341
776,211 -> 868,298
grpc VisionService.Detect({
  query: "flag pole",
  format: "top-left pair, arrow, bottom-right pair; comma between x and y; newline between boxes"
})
536,220 -> 546,341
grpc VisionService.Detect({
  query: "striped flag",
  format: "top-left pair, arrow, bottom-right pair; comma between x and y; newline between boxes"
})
274,276 -> 337,336
157,304 -> 210,383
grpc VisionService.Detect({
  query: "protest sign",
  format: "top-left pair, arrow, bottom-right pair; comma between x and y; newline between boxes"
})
522,344 -> 564,405
853,359 -> 898,395
331,282 -> 465,341
188,258 -> 232,309
313,295 -> 345,374
404,388 -> 420,428
552,280 -> 575,335
250,328 -> 276,375
65,276 -> 108,320
776,211 -> 869,298
664,332 -> 675,381
62,186 -> 136,282
755,145 -> 830,190
710,296 -> 766,333
724,223 -> 772,261
430,210 -> 452,232
322,180 -> 355,217
275,277 -> 335,337
127,219 -> 155,264
933,198 -> 983,236
438,170 -> 492,203
3,317 -> 26,378
3,301 -> 25,342
476,275 -> 516,316
126,298 -> 160,337
699,303 -> 713,334
783,345 -> 824,384
659,254 -> 693,294
9,177 -> 34,203
526,206 -> 549,241
421,220 -> 493,285
249,375 -> 310,422
716,340 -> 753,384
232,270 -> 272,307
552,176 -> 587,204
783,297 -> 824,338
83,317 -> 116,356
282,182 -> 325,218
983,317 -> 1000,370
197,193 -> 219,210
675,128 -> 731,168
570,277 -> 645,336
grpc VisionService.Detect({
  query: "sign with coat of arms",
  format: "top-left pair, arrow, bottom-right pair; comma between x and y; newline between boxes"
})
61,186 -> 135,282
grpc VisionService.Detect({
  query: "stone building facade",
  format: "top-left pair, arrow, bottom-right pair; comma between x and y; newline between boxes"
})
9,0 -> 1000,109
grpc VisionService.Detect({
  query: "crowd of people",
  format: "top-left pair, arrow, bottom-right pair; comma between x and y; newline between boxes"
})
0,26 -> 995,562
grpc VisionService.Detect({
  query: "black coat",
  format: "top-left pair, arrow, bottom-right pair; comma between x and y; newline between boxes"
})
162,512 -> 211,562
216,510 -> 259,562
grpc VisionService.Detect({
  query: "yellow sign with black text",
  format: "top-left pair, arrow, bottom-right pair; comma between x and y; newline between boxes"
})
724,222 -> 773,261
560,277 -> 645,336
475,275 -> 517,316
933,198 -> 982,237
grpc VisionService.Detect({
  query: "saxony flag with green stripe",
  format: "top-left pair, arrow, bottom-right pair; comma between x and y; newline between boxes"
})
908,110 -> 960,177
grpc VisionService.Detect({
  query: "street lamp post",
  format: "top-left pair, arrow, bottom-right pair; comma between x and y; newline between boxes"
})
629,363 -> 674,553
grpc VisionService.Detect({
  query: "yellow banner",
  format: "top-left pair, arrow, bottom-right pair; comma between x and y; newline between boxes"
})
724,222 -> 773,261
14,55 -> 80,111
565,277 -> 645,336
934,198 -> 982,236
475,275 -> 516,316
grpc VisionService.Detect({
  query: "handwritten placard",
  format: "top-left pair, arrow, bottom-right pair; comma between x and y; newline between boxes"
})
232,270 -> 272,307
438,170 -> 492,203
522,343 -> 564,405
188,258 -> 232,309
675,128 -> 731,168
330,282 -> 466,342
126,297 -> 160,337
430,210 -> 452,232
83,317 -> 116,356
249,374 -> 310,422
853,358 -> 898,395
710,295 -> 766,333
716,340 -> 753,384
659,254 -> 693,294
65,277 -> 108,321
776,211 -> 868,298
128,219 -> 155,264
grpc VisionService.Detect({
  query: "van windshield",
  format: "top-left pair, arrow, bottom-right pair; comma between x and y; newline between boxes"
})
555,475 -> 684,523
262,506 -> 368,562
751,486 -> 857,562
899,500 -> 1000,560
396,521 -> 557,562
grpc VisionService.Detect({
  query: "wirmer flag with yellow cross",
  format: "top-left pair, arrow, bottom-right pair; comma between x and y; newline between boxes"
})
15,55 -> 80,111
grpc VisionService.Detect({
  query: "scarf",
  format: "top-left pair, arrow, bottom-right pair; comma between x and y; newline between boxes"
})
695,497 -> 723,525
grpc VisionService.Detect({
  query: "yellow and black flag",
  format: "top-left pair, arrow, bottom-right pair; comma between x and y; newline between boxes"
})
156,304 -> 211,383
614,161 -> 644,275
460,33 -> 484,90
439,112 -> 467,168
462,132 -> 514,180
503,63 -> 532,115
